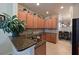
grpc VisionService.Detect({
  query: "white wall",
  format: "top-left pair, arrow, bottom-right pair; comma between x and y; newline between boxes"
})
0,29 -> 13,54
0,3 -> 17,16
58,6 -> 73,32
73,4 -> 79,18
0,3 -> 18,55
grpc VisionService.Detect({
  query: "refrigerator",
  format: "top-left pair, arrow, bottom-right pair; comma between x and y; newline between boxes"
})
72,18 -> 79,55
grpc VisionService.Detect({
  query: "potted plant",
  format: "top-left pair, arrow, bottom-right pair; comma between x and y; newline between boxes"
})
0,13 -> 25,37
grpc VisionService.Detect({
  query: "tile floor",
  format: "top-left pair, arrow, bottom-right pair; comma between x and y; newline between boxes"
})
46,40 -> 72,55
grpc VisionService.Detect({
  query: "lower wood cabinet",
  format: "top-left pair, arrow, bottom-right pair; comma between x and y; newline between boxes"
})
34,43 -> 46,55
40,33 -> 57,44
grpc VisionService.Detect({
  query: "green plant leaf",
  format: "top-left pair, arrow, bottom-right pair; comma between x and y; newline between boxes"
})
0,13 -> 25,35
12,15 -> 17,20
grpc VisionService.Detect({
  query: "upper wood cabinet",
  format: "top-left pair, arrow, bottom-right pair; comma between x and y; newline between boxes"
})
45,17 -> 57,29
18,11 -> 27,21
37,17 -> 41,28
27,13 -> 34,28
18,11 -> 57,29
33,15 -> 38,28
18,11 -> 28,28
40,18 -> 44,28
33,16 -> 45,28
45,19 -> 50,28
51,17 -> 57,29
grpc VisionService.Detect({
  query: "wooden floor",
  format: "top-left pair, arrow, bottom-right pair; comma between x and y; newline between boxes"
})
46,40 -> 72,55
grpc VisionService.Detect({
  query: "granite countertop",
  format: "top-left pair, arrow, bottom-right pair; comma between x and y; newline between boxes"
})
9,35 -> 46,51
9,30 -> 55,52
35,39 -> 46,49
9,35 -> 37,51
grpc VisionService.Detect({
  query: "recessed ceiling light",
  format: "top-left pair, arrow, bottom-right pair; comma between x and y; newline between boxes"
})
46,11 -> 49,14
36,3 -> 40,6
60,6 -> 64,9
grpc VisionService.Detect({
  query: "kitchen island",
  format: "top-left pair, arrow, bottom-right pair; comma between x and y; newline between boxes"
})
9,34 -> 46,55
9,35 -> 37,51
9,29 -> 57,55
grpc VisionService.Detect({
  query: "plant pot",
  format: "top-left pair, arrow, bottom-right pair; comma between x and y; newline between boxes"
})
12,32 -> 19,37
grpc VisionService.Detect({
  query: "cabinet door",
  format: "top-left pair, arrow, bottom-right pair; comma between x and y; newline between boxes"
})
41,33 -> 57,43
45,18 -> 57,29
40,18 -> 44,28
47,33 -> 57,44
52,18 -> 57,29
35,43 -> 46,55
31,16 -> 44,28
45,20 -> 49,28
33,15 -> 38,28
18,11 -> 28,28
47,19 -> 51,28
51,17 -> 57,29
27,13 -> 34,28
40,34 -> 46,40
36,17 -> 44,28
37,17 -> 40,28
18,11 -> 27,21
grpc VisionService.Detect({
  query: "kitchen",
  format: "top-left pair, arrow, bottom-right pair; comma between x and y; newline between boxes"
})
0,3 -> 72,55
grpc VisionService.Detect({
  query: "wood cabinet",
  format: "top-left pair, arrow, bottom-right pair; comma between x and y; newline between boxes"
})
45,18 -> 57,29
33,15 -> 41,28
33,15 -> 37,28
41,33 -> 57,44
18,11 -> 27,21
48,19 -> 53,28
47,33 -> 57,43
27,13 -> 34,28
39,18 -> 44,28
51,17 -> 57,29
18,11 -> 28,28
41,18 -> 44,28
45,19 -> 50,28
37,17 -> 41,28
18,11 -> 57,29
40,33 -> 46,40
35,43 -> 46,55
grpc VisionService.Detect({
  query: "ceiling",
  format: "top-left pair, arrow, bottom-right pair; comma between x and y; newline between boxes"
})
19,3 -> 74,18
